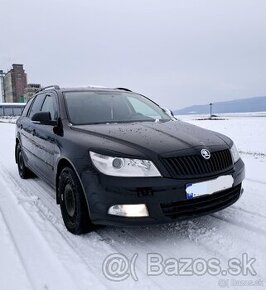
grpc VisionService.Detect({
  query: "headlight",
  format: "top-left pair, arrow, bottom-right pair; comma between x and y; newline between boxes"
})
89,151 -> 161,177
230,143 -> 240,163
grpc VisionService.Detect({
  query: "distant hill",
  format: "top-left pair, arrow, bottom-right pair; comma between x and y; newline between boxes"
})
173,96 -> 266,115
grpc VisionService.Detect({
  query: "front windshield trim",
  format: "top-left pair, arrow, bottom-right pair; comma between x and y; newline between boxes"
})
63,91 -> 171,126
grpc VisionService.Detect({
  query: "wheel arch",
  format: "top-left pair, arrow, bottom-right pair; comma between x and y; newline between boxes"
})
55,158 -> 91,218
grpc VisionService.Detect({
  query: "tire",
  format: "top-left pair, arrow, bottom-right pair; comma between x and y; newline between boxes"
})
16,143 -> 33,179
58,167 -> 92,234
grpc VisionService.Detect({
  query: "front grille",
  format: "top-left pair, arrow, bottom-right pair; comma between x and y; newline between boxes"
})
161,149 -> 233,178
161,184 -> 242,219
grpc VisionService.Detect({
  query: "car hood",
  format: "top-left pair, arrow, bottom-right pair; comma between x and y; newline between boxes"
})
73,121 -> 232,156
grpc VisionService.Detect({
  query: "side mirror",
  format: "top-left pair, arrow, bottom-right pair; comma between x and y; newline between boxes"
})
31,112 -> 57,126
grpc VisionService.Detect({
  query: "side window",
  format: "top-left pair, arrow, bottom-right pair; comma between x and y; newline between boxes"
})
127,96 -> 161,119
29,94 -> 46,119
41,94 -> 58,121
22,98 -> 34,117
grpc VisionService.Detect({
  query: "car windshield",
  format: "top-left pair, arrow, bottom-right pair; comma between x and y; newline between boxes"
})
64,91 -> 171,125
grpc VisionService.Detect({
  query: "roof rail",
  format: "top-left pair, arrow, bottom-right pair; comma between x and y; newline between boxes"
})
37,85 -> 60,93
115,87 -> 132,92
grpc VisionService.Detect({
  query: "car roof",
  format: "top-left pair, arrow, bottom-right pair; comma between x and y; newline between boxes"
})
60,87 -> 131,92
37,85 -> 133,94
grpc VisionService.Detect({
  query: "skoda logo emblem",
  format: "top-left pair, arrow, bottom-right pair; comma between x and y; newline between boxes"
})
201,149 -> 211,160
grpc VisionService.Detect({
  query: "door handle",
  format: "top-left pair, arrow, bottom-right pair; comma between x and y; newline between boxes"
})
32,129 -> 36,136
20,124 -> 23,129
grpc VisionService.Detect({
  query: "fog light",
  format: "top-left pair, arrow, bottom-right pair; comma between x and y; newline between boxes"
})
108,204 -> 149,217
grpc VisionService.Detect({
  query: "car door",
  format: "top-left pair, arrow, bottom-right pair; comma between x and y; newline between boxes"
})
21,94 -> 46,170
33,92 -> 60,185
19,97 -> 34,165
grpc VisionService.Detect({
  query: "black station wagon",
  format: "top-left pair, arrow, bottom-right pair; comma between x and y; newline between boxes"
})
15,85 -> 245,234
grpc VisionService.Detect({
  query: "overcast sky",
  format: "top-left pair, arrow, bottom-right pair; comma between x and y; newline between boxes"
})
0,0 -> 266,108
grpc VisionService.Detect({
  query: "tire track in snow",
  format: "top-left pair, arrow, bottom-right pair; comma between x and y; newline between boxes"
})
0,159 -> 113,289
96,218 -> 233,271
0,208 -> 33,290
211,213 -> 266,237
0,171 -> 78,290
231,205 -> 266,219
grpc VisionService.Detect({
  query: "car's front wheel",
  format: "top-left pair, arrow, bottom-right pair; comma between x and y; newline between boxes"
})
58,167 -> 92,235
16,143 -> 33,179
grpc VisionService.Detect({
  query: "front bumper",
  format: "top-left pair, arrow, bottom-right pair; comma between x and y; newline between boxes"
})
82,158 -> 245,226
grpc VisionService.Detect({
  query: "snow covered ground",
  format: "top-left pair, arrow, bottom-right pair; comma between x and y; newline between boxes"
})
0,117 -> 17,124
0,116 -> 265,290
